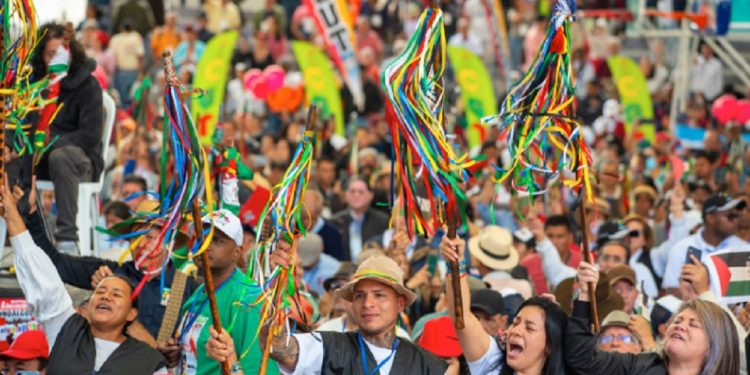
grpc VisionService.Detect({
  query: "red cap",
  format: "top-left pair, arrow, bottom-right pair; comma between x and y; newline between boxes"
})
0,330 -> 49,360
418,316 -> 462,358
655,131 -> 670,143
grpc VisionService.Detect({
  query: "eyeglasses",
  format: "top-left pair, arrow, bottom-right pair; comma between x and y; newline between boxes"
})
598,334 -> 635,345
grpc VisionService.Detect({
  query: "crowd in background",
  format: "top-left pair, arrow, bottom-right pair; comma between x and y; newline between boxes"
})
0,0 -> 749,374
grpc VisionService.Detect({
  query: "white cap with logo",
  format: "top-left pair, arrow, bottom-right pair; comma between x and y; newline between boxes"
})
202,209 -> 243,246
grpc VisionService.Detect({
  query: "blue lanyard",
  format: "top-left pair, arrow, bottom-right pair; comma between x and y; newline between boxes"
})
356,332 -> 398,375
178,270 -> 236,342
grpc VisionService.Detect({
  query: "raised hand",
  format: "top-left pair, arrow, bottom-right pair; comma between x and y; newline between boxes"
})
576,261 -> 599,302
439,235 -> 465,264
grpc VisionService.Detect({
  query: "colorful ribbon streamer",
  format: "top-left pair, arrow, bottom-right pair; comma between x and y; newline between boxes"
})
482,0 -> 594,203
250,106 -> 318,372
381,7 -> 474,237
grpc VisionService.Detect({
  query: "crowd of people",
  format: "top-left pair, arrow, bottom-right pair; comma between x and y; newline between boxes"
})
0,0 -> 749,374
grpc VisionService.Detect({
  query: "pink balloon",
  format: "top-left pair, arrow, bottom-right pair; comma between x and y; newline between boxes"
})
711,94 -> 738,125
264,65 -> 286,92
243,69 -> 263,91
736,100 -> 750,125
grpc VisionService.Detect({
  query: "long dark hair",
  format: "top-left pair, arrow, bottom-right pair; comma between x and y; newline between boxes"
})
497,296 -> 569,375
31,23 -> 87,81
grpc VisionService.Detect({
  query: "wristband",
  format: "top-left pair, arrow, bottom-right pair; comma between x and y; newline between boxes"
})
446,259 -> 468,275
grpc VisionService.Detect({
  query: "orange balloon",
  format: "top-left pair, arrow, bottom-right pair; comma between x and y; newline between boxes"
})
267,86 -> 305,113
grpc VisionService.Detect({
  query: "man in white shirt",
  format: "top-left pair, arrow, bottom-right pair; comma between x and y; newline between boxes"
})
689,43 -> 724,101
259,255 -> 446,374
447,17 -> 483,56
662,194 -> 750,296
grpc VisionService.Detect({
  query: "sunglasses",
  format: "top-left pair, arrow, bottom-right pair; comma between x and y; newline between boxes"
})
598,334 -> 635,345
722,212 -> 740,221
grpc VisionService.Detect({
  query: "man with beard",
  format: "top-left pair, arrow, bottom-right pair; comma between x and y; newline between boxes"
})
252,251 -> 446,374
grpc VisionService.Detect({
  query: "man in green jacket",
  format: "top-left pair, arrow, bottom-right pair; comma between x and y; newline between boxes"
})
158,209 -> 279,375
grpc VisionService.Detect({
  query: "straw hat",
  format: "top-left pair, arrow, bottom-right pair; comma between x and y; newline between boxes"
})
633,185 -> 659,202
336,256 -> 417,306
110,200 -> 189,249
468,225 -> 519,271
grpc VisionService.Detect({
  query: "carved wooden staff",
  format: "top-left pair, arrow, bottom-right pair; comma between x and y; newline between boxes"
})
156,270 -> 188,343
446,203 -> 464,329
579,198 -> 600,332
193,199 -> 231,375
162,51 -> 230,374
259,105 -> 318,375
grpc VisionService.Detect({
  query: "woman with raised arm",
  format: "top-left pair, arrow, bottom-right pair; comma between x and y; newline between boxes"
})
567,261 -> 740,375
440,235 -> 569,375
2,177 -> 167,374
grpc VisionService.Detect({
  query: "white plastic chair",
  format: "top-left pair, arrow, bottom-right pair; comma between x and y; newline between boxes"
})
36,91 -> 116,256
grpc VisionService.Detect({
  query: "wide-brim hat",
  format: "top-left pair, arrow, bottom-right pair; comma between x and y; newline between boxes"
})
554,273 -> 624,322
585,197 -> 612,218
468,225 -> 519,271
336,256 -> 417,306
633,185 -> 659,202
110,200 -> 189,249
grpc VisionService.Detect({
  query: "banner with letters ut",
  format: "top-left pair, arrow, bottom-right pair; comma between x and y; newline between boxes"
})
607,55 -> 655,143
304,0 -> 364,111
292,41 -> 345,135
191,31 -> 238,145
447,46 -> 496,149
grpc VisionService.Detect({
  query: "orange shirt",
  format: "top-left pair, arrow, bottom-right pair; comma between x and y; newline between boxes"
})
151,27 -> 180,57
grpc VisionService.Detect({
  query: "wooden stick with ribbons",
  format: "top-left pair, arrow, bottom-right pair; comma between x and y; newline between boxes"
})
258,105 -> 318,375
193,198 -> 231,375
445,203 -> 464,329
578,198 -> 600,332
162,50 -> 230,374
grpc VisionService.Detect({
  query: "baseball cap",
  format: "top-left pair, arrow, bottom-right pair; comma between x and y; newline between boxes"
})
607,265 -> 636,286
683,210 -> 704,231
418,316 -> 462,358
470,289 -> 505,316
512,228 -> 534,245
600,310 -> 630,330
702,194 -> 747,215
202,209 -> 243,246
298,233 -> 324,268
0,330 -> 49,361
596,221 -> 638,248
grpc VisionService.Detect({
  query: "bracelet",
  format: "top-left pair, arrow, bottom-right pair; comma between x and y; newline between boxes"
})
230,361 -> 243,374
446,259 -> 468,276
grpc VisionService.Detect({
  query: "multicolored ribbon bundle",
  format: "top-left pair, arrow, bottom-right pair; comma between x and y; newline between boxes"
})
156,52 -> 215,271
483,0 -> 594,201
251,106 -> 318,374
381,6 -> 474,237
2,0 -> 60,168
103,53 -> 214,285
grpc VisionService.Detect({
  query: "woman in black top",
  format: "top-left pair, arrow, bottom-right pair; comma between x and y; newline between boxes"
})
568,261 -> 740,375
